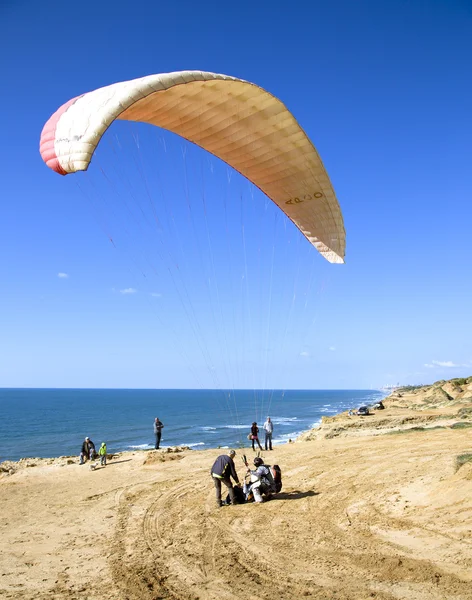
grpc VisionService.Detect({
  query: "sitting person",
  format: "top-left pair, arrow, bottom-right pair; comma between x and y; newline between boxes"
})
244,457 -> 276,503
79,437 -> 96,464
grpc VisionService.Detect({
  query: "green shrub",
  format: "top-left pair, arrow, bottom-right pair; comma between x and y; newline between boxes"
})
450,422 -> 472,429
398,385 -> 426,392
455,453 -> 472,471
386,426 -> 445,435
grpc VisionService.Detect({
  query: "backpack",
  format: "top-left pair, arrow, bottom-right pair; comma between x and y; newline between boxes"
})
225,484 -> 247,505
261,466 -> 276,492
269,464 -> 282,493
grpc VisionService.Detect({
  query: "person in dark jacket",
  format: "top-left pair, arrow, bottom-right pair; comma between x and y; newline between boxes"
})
153,417 -> 164,449
210,450 -> 240,507
250,422 -> 263,451
80,437 -> 96,464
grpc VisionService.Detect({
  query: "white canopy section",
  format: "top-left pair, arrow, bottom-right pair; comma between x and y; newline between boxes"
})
40,70 -> 345,263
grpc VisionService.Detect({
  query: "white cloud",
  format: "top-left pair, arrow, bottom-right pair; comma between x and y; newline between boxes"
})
120,288 -> 137,295
329,346 -> 336,351
151,292 -> 162,298
424,360 -> 463,369
300,351 -> 310,357
434,360 -> 460,368
57,272 -> 69,279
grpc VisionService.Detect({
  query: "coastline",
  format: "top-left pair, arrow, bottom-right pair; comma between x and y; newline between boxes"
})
2,378 -> 471,473
1,377 -> 471,599
298,376 -> 472,441
0,388 -> 382,463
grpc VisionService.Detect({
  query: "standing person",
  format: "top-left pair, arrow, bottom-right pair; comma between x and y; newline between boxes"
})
263,416 -> 274,450
251,422 -> 263,451
98,442 -> 107,466
79,437 -> 96,464
153,417 -> 164,449
210,449 -> 240,507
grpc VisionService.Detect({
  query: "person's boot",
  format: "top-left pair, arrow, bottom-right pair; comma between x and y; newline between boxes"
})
253,487 -> 263,503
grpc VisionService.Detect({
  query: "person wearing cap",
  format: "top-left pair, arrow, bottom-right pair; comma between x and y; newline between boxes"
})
210,450 -> 240,508
263,416 -> 274,451
79,437 -> 96,464
98,442 -> 107,466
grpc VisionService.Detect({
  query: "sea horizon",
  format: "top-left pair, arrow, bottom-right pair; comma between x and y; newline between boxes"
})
0,386 -> 382,391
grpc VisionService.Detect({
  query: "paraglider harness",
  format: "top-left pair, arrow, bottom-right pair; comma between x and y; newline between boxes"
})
225,453 -> 282,504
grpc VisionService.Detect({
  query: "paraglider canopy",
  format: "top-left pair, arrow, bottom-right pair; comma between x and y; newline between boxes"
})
40,70 -> 345,263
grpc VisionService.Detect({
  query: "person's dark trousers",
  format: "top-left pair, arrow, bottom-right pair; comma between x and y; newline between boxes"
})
213,476 -> 236,506
265,432 -> 273,450
155,432 -> 161,449
252,437 -> 263,451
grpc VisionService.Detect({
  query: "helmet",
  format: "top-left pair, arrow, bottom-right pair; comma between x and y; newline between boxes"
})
253,457 -> 263,467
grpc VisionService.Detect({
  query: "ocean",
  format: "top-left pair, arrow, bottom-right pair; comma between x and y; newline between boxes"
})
0,388 -> 384,462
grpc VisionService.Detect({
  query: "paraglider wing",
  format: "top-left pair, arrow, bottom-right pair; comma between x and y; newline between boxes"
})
39,71 -> 345,263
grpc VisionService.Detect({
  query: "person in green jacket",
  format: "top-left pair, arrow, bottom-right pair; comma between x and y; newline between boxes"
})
98,442 -> 107,466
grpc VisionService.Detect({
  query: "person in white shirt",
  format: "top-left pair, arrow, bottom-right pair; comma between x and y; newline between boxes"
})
263,416 -> 273,451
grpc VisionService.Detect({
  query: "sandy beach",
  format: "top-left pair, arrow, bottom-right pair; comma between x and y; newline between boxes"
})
1,382 -> 472,600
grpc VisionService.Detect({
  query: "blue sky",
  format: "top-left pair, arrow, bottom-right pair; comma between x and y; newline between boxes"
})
0,0 -> 471,389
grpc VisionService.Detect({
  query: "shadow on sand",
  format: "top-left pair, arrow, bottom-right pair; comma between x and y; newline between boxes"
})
273,490 -> 319,500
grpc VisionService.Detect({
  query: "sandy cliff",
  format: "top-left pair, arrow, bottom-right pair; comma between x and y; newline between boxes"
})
298,376 -> 472,442
1,378 -> 471,600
